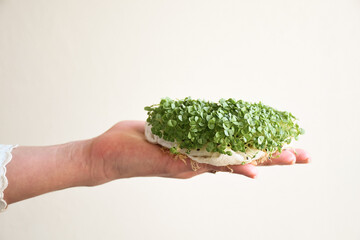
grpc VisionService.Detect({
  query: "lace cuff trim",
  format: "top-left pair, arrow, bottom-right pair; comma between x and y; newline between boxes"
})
0,144 -> 19,212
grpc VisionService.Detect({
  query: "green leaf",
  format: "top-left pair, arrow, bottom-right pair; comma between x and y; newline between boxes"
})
167,120 -> 177,127
299,128 -> 305,135
215,132 -> 221,138
208,118 -> 216,129
170,147 -> 178,154
258,136 -> 265,144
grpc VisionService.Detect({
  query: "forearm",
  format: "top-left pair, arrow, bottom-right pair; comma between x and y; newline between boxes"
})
3,139 -> 92,205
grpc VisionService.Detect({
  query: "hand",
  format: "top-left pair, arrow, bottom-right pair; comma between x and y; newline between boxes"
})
85,120 -> 311,185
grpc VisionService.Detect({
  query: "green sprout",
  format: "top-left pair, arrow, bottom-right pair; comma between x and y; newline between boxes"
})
144,97 -> 304,158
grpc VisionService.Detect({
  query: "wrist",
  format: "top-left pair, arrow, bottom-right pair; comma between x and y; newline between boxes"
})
60,138 -> 94,188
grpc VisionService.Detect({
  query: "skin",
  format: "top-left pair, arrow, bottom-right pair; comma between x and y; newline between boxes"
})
3,120 -> 311,205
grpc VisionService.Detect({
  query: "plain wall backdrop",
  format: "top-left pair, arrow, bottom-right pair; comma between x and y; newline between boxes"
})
1,0 -> 360,239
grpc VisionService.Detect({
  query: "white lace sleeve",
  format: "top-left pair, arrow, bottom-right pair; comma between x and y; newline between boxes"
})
0,144 -> 18,212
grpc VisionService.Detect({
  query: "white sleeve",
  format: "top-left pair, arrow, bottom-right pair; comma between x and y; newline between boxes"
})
0,144 -> 19,212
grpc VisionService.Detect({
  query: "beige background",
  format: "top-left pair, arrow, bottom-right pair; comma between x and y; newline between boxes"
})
1,0 -> 360,239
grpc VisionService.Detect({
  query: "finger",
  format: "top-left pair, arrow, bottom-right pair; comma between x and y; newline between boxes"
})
260,150 -> 296,166
229,164 -> 258,178
206,163 -> 258,179
285,148 -> 311,164
175,160 -> 258,179
165,159 -> 216,179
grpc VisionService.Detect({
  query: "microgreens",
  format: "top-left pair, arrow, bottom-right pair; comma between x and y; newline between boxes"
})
144,97 -> 304,157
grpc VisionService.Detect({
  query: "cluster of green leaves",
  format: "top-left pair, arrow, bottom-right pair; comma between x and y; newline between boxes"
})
144,97 -> 304,157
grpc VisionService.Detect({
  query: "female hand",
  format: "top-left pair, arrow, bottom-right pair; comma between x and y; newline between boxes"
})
85,120 -> 311,185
